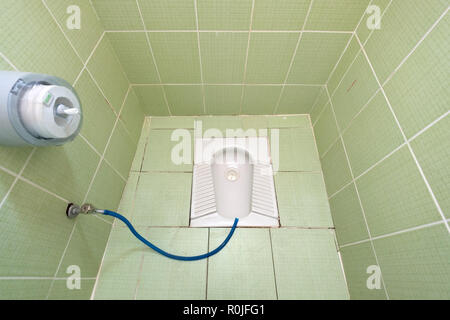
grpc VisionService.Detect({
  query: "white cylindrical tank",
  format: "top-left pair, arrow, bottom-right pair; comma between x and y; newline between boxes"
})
211,147 -> 253,219
0,71 -> 82,146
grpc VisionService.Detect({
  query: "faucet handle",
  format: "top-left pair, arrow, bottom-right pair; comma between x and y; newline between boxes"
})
81,203 -> 97,214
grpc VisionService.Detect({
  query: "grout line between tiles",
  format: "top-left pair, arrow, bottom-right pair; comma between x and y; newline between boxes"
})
238,0 -> 255,115
381,6 -> 449,87
135,0 -> 172,116
328,110 -> 449,200
72,32 -> 105,87
83,86 -> 131,205
355,32 -> 450,233
44,2 -> 136,159
90,217 -> 116,300
91,118 -> 152,299
272,0 -> 314,115
78,134 -> 127,182
0,148 -> 36,212
42,0 -> 85,66
91,116 -> 148,299
104,29 -> 355,34
325,86 -> 390,300
88,0 -> 100,21
317,86 -> 382,158
339,219 -> 449,249
308,86 -> 326,116
131,83 -> 324,86
268,229 -> 279,300
328,1 -> 393,100
0,51 -> 19,71
46,217 -> 78,299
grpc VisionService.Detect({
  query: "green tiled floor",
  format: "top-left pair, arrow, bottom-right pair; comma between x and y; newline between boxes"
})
93,115 -> 347,300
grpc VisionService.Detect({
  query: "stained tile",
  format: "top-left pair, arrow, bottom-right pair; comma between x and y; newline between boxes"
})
411,115 -> 450,219
331,51 -> 379,131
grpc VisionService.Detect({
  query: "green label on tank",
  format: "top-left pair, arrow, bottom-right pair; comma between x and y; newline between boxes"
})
43,93 -> 53,105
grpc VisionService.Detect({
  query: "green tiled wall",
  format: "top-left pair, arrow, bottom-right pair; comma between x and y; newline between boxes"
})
313,2 -> 450,299
91,0 -> 370,116
0,1 -> 144,299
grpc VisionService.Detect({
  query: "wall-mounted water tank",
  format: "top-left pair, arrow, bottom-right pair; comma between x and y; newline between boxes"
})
0,71 -> 82,146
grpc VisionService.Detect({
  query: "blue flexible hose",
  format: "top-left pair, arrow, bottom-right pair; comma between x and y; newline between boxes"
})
100,210 -> 239,261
